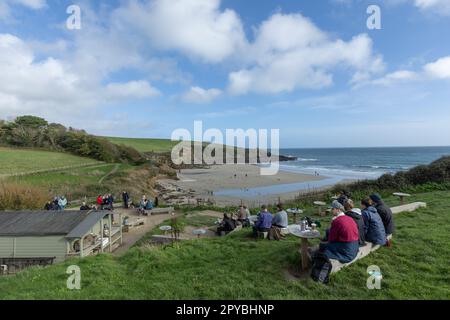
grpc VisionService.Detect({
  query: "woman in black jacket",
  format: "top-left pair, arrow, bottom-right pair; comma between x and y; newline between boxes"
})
344,199 -> 366,247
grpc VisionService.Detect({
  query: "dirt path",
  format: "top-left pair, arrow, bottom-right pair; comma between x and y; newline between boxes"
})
113,211 -> 179,256
98,164 -> 120,184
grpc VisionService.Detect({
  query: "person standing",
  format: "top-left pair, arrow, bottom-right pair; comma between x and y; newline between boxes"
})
122,191 -> 130,209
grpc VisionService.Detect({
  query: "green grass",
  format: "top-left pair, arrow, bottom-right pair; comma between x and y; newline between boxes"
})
103,137 -> 177,153
0,191 -> 449,299
0,147 -> 101,175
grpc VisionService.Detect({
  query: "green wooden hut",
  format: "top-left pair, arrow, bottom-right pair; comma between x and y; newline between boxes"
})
0,210 -> 122,273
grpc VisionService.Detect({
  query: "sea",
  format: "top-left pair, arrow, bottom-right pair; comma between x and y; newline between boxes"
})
215,146 -> 450,198
279,146 -> 450,180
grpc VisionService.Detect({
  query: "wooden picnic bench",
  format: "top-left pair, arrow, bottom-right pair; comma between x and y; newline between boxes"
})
149,207 -> 175,215
329,202 -> 426,273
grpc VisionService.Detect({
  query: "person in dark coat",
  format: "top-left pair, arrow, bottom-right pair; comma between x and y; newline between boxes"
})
343,199 -> 366,247
154,196 -> 159,208
337,190 -> 352,205
369,194 -> 395,236
361,198 -> 386,246
217,213 -> 236,235
122,191 -> 129,209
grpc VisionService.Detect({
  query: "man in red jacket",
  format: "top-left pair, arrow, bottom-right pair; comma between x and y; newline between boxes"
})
321,200 -> 360,263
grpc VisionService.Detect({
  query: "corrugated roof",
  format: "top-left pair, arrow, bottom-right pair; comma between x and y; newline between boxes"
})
66,211 -> 109,238
0,211 -> 107,237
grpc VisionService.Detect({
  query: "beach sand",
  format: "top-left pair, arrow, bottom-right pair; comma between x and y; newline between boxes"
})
159,164 -> 326,207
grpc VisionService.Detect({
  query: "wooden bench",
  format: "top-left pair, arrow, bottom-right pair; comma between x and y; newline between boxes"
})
331,235 -> 392,273
148,207 -> 175,215
329,202 -> 426,273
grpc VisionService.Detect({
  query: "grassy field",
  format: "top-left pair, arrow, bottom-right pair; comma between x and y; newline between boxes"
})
0,191 -> 449,299
0,147 -> 102,176
104,137 -> 177,153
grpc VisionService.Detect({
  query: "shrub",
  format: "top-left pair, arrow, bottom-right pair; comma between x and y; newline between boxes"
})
0,182 -> 49,211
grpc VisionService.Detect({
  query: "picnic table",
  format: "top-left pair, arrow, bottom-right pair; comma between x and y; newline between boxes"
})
288,224 -> 321,271
192,229 -> 207,238
248,215 -> 258,226
393,192 -> 411,205
159,225 -> 172,234
286,208 -> 303,224
313,201 -> 327,216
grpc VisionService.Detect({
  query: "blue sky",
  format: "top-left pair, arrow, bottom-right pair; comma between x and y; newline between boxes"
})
1,0 -> 450,148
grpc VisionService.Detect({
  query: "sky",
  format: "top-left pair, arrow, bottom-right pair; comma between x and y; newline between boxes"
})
0,0 -> 450,148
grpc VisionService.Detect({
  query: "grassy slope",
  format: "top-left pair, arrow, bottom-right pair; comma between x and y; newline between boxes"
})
104,137 -> 177,153
0,191 -> 449,299
0,147 -> 101,175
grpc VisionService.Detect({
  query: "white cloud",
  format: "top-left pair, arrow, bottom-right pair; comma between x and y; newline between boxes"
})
228,13 -> 384,95
114,0 -> 247,63
423,56 -> 450,79
0,34 -> 160,119
371,70 -> 419,85
105,81 -> 160,99
181,86 -> 222,104
13,0 -> 46,9
414,0 -> 450,15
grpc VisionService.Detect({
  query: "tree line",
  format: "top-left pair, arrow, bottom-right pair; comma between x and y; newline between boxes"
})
0,116 -> 146,165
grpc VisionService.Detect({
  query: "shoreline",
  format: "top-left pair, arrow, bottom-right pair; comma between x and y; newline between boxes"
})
157,164 -> 346,207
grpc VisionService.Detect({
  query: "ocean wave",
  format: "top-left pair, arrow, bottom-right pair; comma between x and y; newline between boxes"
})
296,158 -> 318,162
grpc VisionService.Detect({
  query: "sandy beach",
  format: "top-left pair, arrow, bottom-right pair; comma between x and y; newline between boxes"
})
158,164 -> 328,207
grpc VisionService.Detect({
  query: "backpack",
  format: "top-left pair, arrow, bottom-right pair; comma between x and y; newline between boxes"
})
310,252 -> 332,284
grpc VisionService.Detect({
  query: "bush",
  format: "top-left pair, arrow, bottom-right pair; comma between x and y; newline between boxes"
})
0,182 -> 49,211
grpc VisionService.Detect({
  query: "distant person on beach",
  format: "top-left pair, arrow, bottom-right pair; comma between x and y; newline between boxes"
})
369,194 -> 395,245
217,213 -> 236,235
253,205 -> 272,237
343,199 -> 366,247
361,198 -> 386,246
122,191 -> 129,209
320,201 -> 359,263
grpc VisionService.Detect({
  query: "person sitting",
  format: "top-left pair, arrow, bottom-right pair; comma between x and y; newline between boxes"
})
272,204 -> 288,228
343,199 -> 366,247
216,213 -> 236,235
369,194 -> 395,243
337,190 -> 352,205
96,195 -> 103,208
138,195 -> 149,215
252,205 -> 272,238
361,198 -> 387,246
320,200 -> 359,263
80,202 -> 91,211
58,196 -> 68,211
44,201 -> 54,211
236,205 -> 250,227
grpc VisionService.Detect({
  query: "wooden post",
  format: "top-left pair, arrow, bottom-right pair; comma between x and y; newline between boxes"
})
300,238 -> 310,271
119,212 -> 123,245
80,237 -> 84,258
108,214 -> 112,253
100,220 -> 104,253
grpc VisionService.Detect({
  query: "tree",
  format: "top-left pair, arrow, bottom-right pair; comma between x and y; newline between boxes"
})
14,115 -> 48,129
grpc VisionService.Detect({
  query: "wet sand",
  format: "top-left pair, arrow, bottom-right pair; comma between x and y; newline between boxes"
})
159,164 -> 328,207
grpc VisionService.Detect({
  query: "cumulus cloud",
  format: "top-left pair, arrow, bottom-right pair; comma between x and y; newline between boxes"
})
424,56 -> 450,79
113,0 -> 247,63
0,0 -> 46,21
0,34 -> 159,119
228,13 -> 384,95
414,0 -> 450,15
13,0 -> 46,9
181,86 -> 222,104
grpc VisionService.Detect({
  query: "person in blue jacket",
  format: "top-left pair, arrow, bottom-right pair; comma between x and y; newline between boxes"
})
361,198 -> 387,246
